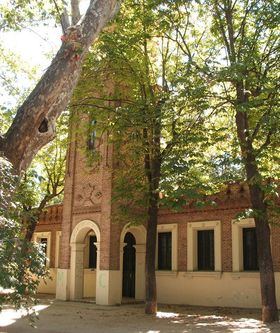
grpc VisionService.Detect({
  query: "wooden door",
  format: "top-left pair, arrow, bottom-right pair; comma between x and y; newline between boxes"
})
122,232 -> 136,298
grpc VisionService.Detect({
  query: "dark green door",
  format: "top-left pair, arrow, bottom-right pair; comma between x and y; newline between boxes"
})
122,232 -> 136,298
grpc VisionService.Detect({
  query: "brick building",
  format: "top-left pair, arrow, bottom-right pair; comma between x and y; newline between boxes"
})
35,118 -> 280,309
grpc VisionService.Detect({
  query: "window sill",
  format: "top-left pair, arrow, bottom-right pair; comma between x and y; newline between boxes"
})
156,270 -> 178,277
231,272 -> 260,279
185,271 -> 222,279
84,268 -> 96,273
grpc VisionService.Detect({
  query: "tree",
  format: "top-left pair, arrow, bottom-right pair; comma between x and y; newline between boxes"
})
0,47 -> 67,240
21,117 -> 67,242
208,0 -> 279,322
0,110 -> 66,314
0,0 -> 121,172
168,0 -> 279,322
0,0 -> 121,315
0,159 -> 48,317
71,0 -> 213,314
159,0 -> 279,322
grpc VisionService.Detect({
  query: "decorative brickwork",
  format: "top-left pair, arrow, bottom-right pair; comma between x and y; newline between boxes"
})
38,204 -> 63,226
37,180 -> 280,274
34,111 -> 280,307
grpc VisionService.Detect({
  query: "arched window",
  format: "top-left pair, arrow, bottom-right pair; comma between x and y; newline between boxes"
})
88,235 -> 97,269
87,119 -> 97,150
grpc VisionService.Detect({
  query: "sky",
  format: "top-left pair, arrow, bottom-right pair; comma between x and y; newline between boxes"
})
0,23 -> 60,108
1,25 -> 61,68
0,0 -> 89,108
1,0 -> 90,68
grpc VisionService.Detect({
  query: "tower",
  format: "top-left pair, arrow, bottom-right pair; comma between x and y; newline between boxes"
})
55,99 -> 123,304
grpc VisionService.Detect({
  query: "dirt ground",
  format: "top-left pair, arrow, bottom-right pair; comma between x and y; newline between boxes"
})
1,296 -> 280,333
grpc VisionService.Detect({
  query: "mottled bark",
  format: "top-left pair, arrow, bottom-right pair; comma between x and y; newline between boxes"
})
61,8 -> 70,33
145,190 -> 158,314
213,1 -> 279,321
235,89 -> 278,323
250,184 -> 278,322
0,0 -> 121,172
71,0 -> 81,25
144,103 -> 161,314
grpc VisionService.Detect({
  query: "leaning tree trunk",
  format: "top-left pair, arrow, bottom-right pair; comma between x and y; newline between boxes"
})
235,105 -> 278,323
24,215 -> 39,242
144,116 -> 161,314
249,182 -> 279,322
145,188 -> 159,314
0,0 -> 120,172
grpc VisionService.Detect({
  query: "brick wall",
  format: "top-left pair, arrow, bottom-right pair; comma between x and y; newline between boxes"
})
36,204 -> 62,268
36,108 -> 280,275
37,177 -> 280,274
271,225 -> 280,271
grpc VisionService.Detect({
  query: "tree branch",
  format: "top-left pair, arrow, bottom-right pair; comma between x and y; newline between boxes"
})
256,130 -> 273,156
53,0 -> 70,33
0,0 -> 121,172
71,0 -> 81,25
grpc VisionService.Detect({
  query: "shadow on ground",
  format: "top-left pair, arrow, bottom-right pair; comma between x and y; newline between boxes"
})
0,296 -> 279,333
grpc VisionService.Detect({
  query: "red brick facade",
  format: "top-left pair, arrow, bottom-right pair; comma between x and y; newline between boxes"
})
34,120 -> 280,307
37,183 -> 280,272
34,111 -> 280,309
36,204 -> 62,268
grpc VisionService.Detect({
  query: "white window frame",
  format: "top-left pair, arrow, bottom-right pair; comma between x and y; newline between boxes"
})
156,223 -> 178,272
55,231 -> 61,268
187,220 -> 221,273
232,218 -> 257,272
33,231 -> 51,268
84,231 -> 97,269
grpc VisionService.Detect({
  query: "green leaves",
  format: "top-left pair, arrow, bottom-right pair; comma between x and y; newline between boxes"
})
0,157 -> 48,316
72,0 -> 279,216
0,111 -> 67,315
0,0 -> 64,31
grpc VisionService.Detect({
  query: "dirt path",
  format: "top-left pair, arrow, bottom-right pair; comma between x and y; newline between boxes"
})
1,297 -> 280,333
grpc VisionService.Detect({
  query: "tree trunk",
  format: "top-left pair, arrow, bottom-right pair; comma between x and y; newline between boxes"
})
24,215 -> 39,242
143,108 -> 161,314
0,0 -> 121,172
235,106 -> 278,323
243,151 -> 278,322
145,190 -> 158,314
213,1 -> 278,322
249,184 -> 279,322
71,0 -> 81,25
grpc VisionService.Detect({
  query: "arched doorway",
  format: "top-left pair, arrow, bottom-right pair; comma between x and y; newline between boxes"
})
83,231 -> 97,298
70,220 -> 100,300
120,224 -> 146,301
122,232 -> 136,298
